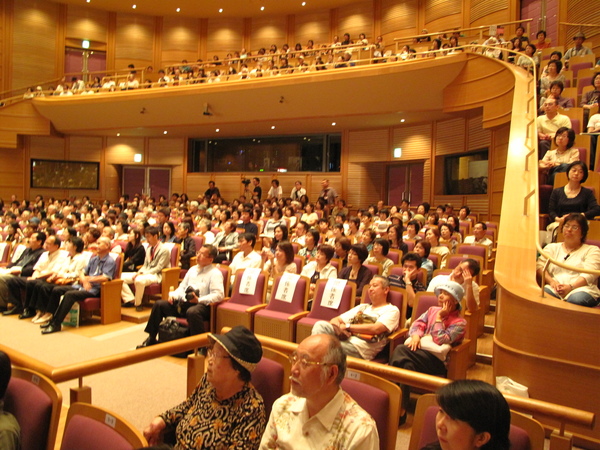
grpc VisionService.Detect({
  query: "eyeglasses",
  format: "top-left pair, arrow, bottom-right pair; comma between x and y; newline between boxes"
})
563,225 -> 580,231
207,347 -> 231,360
288,353 -> 330,369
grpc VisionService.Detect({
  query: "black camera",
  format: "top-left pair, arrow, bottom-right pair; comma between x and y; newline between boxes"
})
185,286 -> 200,301
241,179 -> 251,186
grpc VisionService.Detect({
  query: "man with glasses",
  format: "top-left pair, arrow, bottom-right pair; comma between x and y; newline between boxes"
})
260,334 -> 378,449
137,244 -> 224,348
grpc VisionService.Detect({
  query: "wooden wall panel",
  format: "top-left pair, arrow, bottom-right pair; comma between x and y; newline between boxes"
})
435,118 -> 466,156
11,0 -> 59,90
65,5 -> 108,42
490,124 -> 509,222
381,0 -> 418,35
68,136 -> 103,161
391,124 -> 432,160
0,147 -> 25,200
29,136 -> 65,159
336,2 -> 374,42
566,0 -> 600,56
148,137 -> 185,165
114,13 -> 155,70
105,137 -> 144,164
294,11 -> 330,48
347,129 -> 389,162
161,16 -> 200,67
469,0 -> 509,24
467,114 -> 491,150
424,0 -> 462,23
206,18 -> 244,56
347,162 -> 385,209
249,16 -> 287,51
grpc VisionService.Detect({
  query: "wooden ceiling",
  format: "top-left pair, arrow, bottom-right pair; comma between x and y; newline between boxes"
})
32,55 -> 469,139
53,0 -> 362,19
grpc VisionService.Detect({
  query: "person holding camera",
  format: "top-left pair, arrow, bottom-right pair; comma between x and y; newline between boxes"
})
137,244 -> 224,348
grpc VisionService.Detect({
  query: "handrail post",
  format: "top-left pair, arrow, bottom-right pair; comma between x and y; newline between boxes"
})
70,377 -> 92,404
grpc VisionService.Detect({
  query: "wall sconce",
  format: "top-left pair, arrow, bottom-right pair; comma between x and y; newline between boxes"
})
393,148 -> 402,158
134,154 -> 142,162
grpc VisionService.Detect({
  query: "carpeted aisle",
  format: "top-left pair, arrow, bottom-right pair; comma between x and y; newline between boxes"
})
0,315 -> 188,431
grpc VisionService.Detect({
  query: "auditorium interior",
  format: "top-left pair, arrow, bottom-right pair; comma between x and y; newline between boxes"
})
0,0 -> 599,448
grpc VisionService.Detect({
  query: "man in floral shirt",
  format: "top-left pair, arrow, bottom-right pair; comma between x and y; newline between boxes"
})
260,334 -> 378,449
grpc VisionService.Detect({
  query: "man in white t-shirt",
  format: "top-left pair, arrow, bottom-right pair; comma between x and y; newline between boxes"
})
311,275 -> 399,360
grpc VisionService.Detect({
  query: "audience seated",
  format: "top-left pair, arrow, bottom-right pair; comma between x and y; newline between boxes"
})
562,32 -> 593,65
300,244 -> 337,301
143,326 -> 266,449
120,226 -> 171,311
547,161 -> 600,240
260,334 -> 378,449
389,280 -> 467,421
539,127 -> 579,185
537,97 -> 573,154
463,222 -> 494,258
537,213 -> 600,307
338,244 -> 373,297
429,258 -> 481,313
311,275 -> 400,360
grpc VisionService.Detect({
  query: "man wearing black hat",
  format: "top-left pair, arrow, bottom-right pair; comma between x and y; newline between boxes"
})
144,326 -> 266,449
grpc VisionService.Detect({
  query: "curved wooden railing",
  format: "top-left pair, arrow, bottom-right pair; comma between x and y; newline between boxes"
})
0,331 -> 594,438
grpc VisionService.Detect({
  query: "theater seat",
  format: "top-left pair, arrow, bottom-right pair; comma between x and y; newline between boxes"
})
4,367 -> 62,450
60,403 -> 147,450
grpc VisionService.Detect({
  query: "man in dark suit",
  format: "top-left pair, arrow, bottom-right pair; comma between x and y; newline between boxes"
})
120,226 -> 171,311
1,232 -> 46,314
175,222 -> 196,270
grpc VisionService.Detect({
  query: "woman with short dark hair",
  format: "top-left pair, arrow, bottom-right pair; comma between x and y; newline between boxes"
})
338,243 -> 373,296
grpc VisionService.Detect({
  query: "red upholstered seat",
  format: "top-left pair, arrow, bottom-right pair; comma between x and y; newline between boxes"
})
295,278 -> 356,343
254,274 -> 310,341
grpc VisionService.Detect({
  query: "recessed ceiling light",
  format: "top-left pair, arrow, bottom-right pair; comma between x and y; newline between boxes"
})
132,4 -> 136,9
331,122 -> 336,126
176,7 -> 180,12
302,1 -> 306,5
260,6 -> 265,11
163,131 -> 168,134
116,133 -> 120,136
271,125 -> 275,129
219,8 -> 223,13
400,119 -> 405,123
86,0 -> 91,3
216,128 -> 220,132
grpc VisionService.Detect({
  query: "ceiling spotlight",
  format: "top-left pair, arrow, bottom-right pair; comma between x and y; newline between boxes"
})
219,8 -> 223,13
271,126 -> 276,129
176,7 -> 180,12
260,6 -> 265,11
132,4 -> 136,9
86,0 -> 91,3
216,128 -> 220,132
163,131 -> 168,135
116,133 -> 120,136
331,122 -> 336,126
302,1 -> 306,5
400,119 -> 405,123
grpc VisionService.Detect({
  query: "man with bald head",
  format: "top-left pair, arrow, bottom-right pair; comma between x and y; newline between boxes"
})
259,334 -> 379,449
41,237 -> 117,334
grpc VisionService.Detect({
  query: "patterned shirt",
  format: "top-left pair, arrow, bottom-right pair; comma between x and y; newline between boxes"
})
259,389 -> 379,449
160,374 -> 266,450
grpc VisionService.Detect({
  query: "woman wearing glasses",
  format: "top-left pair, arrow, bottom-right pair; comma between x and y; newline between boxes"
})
143,326 -> 266,448
537,213 -> 600,307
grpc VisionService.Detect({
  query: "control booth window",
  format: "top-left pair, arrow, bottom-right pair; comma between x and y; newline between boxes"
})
443,149 -> 488,195
188,134 -> 341,173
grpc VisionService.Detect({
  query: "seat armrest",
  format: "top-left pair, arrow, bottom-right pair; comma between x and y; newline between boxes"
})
246,304 -> 268,313
100,279 -> 124,325
287,311 -> 310,322
447,339 -> 470,380
161,267 -> 181,298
